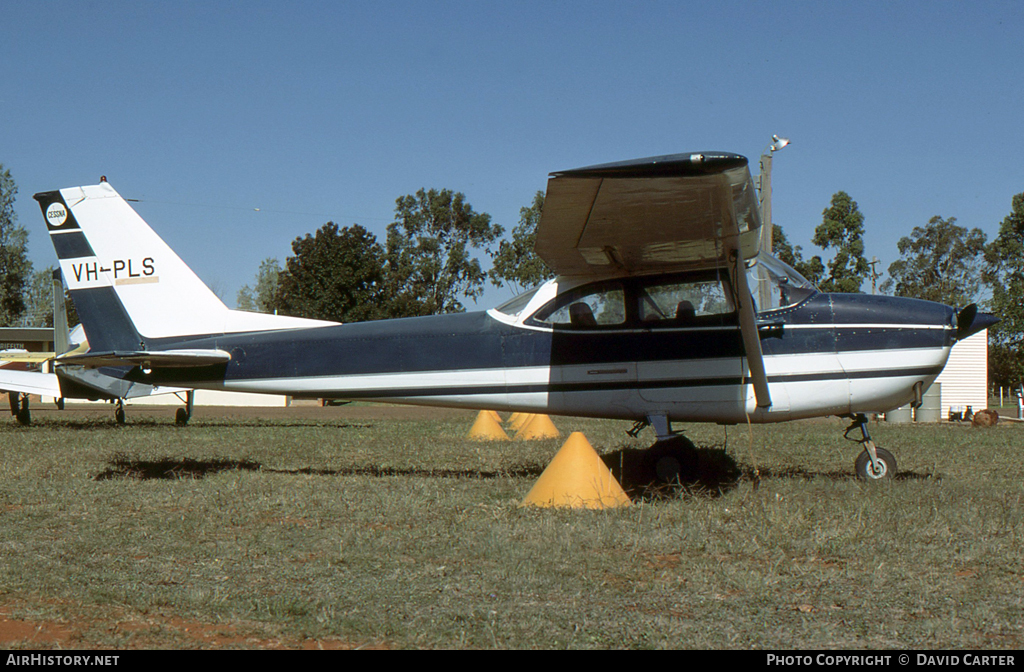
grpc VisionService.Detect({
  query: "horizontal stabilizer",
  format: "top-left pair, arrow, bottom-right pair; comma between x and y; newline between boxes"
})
57,348 -> 232,369
0,369 -> 62,397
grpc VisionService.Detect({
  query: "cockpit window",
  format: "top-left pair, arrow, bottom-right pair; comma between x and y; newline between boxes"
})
747,253 -> 818,312
637,276 -> 734,325
529,283 -> 626,328
493,287 -> 541,318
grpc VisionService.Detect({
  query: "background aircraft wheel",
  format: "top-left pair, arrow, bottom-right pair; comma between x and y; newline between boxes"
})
15,407 -> 30,426
55,398 -> 65,410
115,407 -> 126,425
855,447 -> 896,481
175,408 -> 190,426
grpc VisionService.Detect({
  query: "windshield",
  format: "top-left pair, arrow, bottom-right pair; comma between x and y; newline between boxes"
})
493,287 -> 541,318
747,253 -> 818,312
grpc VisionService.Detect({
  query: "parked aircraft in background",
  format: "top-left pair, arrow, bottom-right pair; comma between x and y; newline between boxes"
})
0,274 -> 191,425
32,152 -> 995,479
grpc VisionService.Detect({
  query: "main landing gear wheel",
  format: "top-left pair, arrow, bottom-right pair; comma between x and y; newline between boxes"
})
114,402 -> 126,425
175,390 -> 194,426
643,436 -> 699,484
855,446 -> 897,481
9,392 -> 30,426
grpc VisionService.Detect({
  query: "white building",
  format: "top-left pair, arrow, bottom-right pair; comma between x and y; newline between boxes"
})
932,329 -> 988,419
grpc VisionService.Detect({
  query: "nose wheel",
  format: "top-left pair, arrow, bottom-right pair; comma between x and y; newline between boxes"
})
845,414 -> 897,481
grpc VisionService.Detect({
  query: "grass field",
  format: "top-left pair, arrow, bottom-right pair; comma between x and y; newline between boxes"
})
0,403 -> 1021,649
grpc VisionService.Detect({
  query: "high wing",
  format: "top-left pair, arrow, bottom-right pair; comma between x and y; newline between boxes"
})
535,151 -> 771,408
535,152 -> 762,277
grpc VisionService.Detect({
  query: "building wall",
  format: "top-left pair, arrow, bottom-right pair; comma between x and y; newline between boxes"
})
933,329 -> 988,418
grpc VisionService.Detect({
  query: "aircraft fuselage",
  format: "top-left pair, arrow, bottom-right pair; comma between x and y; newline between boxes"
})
132,281 -> 957,425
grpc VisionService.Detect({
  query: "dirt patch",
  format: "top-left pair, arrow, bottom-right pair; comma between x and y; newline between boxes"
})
0,602 -> 384,650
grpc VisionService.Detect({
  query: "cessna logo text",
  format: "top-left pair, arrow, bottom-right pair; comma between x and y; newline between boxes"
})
46,203 -> 68,227
71,258 -> 155,282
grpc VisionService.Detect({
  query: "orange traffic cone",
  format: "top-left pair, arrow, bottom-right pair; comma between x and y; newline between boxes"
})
508,412 -> 532,431
520,432 -> 631,509
467,410 -> 509,441
514,413 -> 560,440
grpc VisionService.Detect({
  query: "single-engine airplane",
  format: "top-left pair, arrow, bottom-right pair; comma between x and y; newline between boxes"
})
0,272 -> 193,425
33,152 -> 995,479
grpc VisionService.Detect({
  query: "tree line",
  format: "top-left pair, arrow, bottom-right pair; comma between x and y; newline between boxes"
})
0,165 -> 75,329
1,162 -> 1022,390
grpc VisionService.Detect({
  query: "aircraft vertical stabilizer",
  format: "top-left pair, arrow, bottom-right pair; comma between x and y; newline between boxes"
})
34,183 -> 336,346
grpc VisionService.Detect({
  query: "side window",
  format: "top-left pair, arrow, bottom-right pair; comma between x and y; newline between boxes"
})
530,284 -> 626,329
637,277 -> 734,325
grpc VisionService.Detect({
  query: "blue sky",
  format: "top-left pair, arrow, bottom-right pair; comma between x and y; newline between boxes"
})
3,0 -> 1022,308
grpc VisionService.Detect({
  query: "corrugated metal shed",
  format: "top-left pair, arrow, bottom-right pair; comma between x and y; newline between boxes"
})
933,329 -> 988,418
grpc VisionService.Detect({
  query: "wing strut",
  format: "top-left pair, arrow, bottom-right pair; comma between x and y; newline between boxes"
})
730,251 -> 772,409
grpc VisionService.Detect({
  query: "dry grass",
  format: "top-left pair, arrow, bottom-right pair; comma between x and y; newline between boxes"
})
0,404 -> 1021,649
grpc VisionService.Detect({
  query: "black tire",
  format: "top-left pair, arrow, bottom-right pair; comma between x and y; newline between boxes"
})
175,408 -> 190,426
643,436 -> 699,484
16,406 -> 30,426
855,446 -> 897,481
115,407 -> 126,425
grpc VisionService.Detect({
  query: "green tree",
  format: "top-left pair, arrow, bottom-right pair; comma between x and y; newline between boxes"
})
276,222 -> 389,323
772,223 -> 824,285
880,216 -> 987,306
984,192 -> 1024,390
0,165 -> 31,325
812,191 -> 870,293
22,267 -> 57,328
386,188 -> 503,316
489,190 -> 554,294
237,257 -> 282,313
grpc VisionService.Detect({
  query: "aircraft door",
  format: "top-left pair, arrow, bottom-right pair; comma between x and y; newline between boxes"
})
521,281 -> 638,418
634,274 -> 749,422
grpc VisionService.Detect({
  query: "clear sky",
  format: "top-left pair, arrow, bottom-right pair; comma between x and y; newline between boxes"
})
3,0 -> 1022,309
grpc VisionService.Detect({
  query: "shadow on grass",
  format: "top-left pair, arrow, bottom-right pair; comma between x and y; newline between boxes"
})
600,437 -> 936,501
747,465 -> 936,483
94,449 -> 935,488
602,438 -> 742,501
95,456 -> 545,481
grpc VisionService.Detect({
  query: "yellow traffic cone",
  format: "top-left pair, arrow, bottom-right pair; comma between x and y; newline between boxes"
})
508,412 -> 533,431
467,410 -> 510,441
486,410 -> 503,424
520,432 -> 631,509
514,413 -> 560,440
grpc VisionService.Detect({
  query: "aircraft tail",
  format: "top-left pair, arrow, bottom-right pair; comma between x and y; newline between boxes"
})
33,183 -> 334,350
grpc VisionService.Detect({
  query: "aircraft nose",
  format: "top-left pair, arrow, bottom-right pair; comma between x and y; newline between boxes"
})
955,303 -> 999,341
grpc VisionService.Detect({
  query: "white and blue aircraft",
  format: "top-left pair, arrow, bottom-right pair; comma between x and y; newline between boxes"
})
32,152 -> 995,479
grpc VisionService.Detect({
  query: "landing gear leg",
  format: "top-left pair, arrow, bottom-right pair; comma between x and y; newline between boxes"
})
175,390 -> 194,426
845,413 -> 896,480
9,392 -> 30,426
114,399 -> 126,425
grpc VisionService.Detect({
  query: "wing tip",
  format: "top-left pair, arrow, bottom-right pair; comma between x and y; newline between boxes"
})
551,151 -> 748,179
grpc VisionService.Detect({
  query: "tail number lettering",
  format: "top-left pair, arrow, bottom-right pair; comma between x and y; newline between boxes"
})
112,258 -> 156,279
